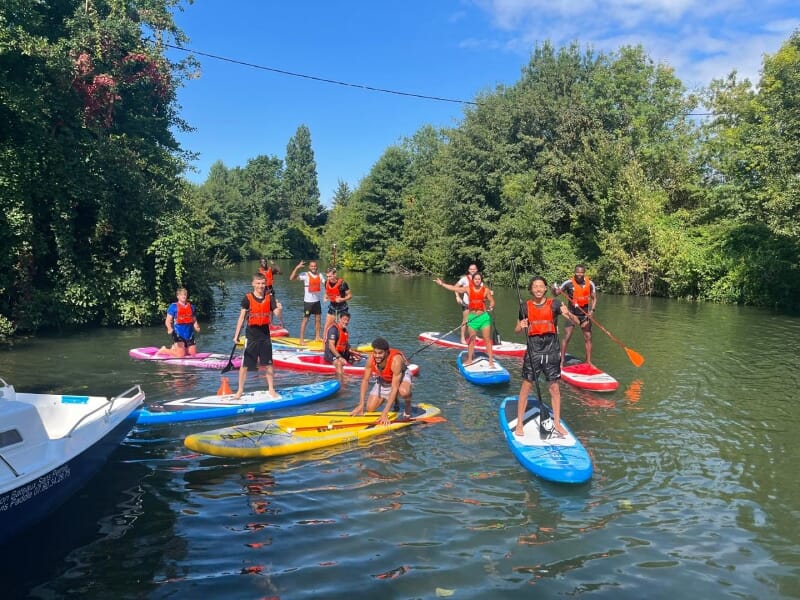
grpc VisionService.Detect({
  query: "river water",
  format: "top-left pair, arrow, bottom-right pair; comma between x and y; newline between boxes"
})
2,260 -> 799,599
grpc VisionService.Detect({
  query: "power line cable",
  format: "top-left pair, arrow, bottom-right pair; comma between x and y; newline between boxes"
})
165,43 -> 478,106
165,43 -> 714,116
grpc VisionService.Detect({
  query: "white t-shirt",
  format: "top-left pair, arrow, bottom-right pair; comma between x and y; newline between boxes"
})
298,271 -> 325,303
457,275 -> 470,305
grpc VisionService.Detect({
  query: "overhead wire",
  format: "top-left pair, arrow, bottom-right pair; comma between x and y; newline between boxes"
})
164,43 -> 714,116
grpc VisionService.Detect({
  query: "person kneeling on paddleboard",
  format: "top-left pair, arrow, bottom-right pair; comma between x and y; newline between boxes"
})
323,312 -> 362,380
351,337 -> 413,426
157,287 -> 201,358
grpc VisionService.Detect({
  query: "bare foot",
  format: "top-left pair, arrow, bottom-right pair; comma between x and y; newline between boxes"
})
233,391 -> 243,400
514,427 -> 525,437
267,391 -> 280,399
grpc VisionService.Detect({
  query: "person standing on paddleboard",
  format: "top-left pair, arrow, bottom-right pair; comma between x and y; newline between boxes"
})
322,267 -> 352,341
323,311 -> 361,380
434,272 -> 496,368
232,272 -> 278,399
514,276 -> 580,438
557,264 -> 597,368
351,337 -> 413,426
258,258 -> 284,326
290,259 -> 325,346
456,263 -> 479,344
156,287 -> 201,358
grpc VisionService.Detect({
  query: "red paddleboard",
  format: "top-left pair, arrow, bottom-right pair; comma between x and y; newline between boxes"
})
417,331 -> 526,357
561,361 -> 618,392
272,350 -> 420,377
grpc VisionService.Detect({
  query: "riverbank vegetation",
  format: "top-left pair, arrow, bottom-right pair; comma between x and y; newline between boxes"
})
2,2 -> 798,337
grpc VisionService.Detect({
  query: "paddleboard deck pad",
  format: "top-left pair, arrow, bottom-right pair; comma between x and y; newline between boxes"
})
134,380 -> 341,425
457,351 -> 510,385
184,403 -> 442,458
499,397 -> 592,484
561,358 -> 618,392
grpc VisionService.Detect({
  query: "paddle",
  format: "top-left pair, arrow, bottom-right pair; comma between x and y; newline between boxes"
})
285,414 -> 447,433
557,293 -> 645,367
405,314 -> 483,362
221,342 -> 238,374
510,257 -> 554,438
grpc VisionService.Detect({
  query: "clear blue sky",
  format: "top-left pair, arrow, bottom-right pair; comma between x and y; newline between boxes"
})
168,1 -> 798,205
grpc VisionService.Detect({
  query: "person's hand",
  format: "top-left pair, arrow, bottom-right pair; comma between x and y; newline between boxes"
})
350,404 -> 364,417
377,412 -> 391,426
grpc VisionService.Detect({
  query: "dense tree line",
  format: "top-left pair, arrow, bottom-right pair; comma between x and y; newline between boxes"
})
2,2 -> 797,340
323,37 -> 800,311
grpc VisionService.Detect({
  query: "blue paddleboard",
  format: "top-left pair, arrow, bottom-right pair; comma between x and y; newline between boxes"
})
456,351 -> 510,385
498,397 -> 592,484
134,380 -> 341,425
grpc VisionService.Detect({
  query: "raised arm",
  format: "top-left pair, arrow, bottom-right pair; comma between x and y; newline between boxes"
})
289,260 -> 305,280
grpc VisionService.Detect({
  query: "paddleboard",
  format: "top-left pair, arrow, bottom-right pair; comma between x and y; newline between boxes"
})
272,337 -> 373,353
456,351 -> 510,385
498,397 -> 592,484
272,349 -> 420,377
561,357 -> 618,392
134,380 -> 341,425
129,347 -> 243,370
418,331 -> 527,357
184,403 -> 443,458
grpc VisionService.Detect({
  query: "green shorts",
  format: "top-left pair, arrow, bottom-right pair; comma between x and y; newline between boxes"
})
467,311 -> 491,331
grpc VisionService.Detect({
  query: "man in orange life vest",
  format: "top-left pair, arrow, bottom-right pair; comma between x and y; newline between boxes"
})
514,276 -> 580,438
322,267 -> 352,340
258,258 -> 284,326
557,264 -> 597,368
351,337 -> 413,426
290,259 -> 325,346
323,311 -> 362,380
157,287 -> 201,358
232,272 -> 279,399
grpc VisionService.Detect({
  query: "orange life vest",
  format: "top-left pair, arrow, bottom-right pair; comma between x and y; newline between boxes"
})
326,278 -> 344,303
258,266 -> 274,287
570,276 -> 592,307
307,272 -> 321,293
175,302 -> 194,325
467,282 -> 489,311
527,299 -> 557,336
246,293 -> 271,326
371,348 -> 405,384
333,322 -> 349,353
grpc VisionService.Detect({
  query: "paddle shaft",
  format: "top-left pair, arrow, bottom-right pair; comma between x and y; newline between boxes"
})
559,294 -> 644,367
510,258 -> 551,429
221,342 -> 237,374
406,313 -> 486,362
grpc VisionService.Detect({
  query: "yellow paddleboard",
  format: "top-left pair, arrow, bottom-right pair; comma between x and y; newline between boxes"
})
184,403 -> 441,458
270,337 -> 372,353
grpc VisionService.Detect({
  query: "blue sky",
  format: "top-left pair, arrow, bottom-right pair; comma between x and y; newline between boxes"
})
168,1 -> 798,205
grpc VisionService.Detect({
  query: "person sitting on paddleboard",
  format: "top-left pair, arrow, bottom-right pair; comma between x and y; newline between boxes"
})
557,264 -> 596,368
434,272 -> 496,368
323,311 -> 362,380
322,267 -> 352,340
290,259 -> 325,346
258,258 -> 284,326
514,276 -> 580,438
232,272 -> 278,399
351,337 -> 413,426
157,287 -> 201,358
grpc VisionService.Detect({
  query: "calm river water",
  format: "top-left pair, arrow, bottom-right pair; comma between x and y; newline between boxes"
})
2,260 -> 799,599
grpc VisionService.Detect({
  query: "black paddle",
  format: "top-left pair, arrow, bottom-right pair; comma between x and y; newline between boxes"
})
405,314 -> 482,363
221,342 -> 238,374
510,257 -> 553,439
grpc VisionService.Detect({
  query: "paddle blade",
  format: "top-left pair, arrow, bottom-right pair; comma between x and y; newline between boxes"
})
626,347 -> 645,368
418,415 -> 447,423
